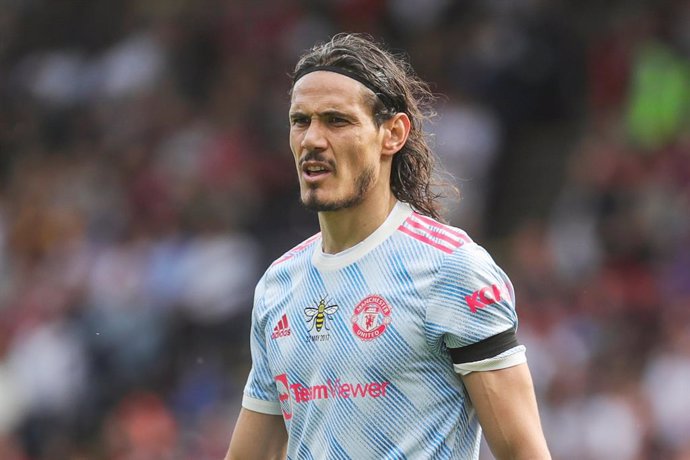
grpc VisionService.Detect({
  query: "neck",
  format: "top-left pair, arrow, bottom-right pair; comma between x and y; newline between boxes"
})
318,190 -> 397,254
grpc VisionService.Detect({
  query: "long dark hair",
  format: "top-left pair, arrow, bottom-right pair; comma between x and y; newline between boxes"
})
291,33 -> 450,221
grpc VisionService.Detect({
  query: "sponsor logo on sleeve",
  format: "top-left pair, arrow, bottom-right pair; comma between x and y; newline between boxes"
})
465,283 -> 508,313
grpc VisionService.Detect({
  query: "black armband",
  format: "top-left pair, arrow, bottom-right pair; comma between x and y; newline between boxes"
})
449,328 -> 519,364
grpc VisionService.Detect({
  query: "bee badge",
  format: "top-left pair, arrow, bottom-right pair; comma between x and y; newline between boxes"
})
305,297 -> 339,332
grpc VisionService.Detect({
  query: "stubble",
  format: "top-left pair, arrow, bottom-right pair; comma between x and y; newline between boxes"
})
301,165 -> 376,212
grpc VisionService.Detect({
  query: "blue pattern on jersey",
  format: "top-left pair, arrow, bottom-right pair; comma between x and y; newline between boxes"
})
243,203 -> 520,459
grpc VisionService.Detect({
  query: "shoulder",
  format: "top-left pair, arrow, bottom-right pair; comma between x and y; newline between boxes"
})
396,210 -> 502,274
395,210 -> 508,282
398,212 -> 512,296
251,233 -> 320,318
396,211 -> 473,255
444,238 -> 506,280
271,231 -> 321,266
262,232 -> 321,281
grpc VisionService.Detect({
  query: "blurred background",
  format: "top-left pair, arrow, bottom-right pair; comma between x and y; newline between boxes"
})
0,0 -> 689,459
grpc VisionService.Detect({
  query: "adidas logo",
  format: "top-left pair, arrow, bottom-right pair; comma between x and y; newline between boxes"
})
271,314 -> 291,339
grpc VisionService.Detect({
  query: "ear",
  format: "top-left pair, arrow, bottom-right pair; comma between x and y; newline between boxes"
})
381,113 -> 411,157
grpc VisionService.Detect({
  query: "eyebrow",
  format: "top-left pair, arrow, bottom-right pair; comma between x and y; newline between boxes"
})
289,109 -> 354,119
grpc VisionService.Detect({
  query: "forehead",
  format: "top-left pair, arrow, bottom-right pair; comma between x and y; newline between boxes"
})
290,71 -> 371,112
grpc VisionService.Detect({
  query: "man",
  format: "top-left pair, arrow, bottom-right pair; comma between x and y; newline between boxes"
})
226,33 -> 550,460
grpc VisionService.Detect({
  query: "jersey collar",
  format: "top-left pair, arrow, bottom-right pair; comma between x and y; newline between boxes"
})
312,201 -> 414,271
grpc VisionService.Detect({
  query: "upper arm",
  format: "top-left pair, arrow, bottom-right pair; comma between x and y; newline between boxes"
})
230,276 -> 287,459
425,243 -> 547,456
426,243 -> 524,371
243,276 -> 282,412
462,363 -> 551,460
226,408 -> 287,460
427,243 -> 519,349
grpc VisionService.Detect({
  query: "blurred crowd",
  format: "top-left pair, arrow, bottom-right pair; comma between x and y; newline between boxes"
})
0,0 -> 689,459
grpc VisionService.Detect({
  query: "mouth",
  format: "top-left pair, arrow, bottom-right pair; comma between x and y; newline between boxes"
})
301,161 -> 333,183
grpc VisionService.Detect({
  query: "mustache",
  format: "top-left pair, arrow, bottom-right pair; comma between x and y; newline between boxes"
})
300,151 -> 336,168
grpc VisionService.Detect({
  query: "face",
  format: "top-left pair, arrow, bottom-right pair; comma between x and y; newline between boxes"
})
289,71 -> 385,212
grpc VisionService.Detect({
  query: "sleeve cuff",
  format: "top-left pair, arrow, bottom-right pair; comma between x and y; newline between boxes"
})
241,394 -> 282,415
453,346 -> 527,376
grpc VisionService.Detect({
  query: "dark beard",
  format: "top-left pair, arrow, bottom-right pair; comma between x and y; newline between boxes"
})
301,166 -> 376,212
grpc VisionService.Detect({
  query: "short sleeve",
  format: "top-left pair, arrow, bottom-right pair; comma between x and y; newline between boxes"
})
426,243 -> 526,375
242,276 -> 282,415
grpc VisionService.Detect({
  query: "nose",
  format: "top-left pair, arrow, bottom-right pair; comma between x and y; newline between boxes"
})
300,119 -> 328,152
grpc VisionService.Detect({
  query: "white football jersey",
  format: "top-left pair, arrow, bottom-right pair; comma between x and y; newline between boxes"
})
243,201 -> 526,459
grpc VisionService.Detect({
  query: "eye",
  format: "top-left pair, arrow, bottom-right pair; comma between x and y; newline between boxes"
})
327,115 -> 349,126
290,116 -> 310,127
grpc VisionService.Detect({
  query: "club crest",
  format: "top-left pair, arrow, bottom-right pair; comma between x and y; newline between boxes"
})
351,295 -> 392,341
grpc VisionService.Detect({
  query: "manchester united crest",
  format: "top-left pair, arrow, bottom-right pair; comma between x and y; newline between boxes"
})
351,295 -> 392,341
